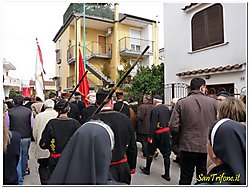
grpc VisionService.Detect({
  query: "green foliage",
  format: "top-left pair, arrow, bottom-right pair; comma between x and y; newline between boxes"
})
9,90 -> 22,99
85,3 -> 114,19
128,63 -> 164,100
117,58 -> 132,84
64,3 -> 114,24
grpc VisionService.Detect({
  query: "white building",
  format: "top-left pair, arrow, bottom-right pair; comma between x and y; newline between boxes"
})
164,3 -> 247,105
3,59 -> 21,98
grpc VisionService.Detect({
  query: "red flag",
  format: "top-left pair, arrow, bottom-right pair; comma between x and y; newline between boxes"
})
78,49 -> 89,106
22,88 -> 31,97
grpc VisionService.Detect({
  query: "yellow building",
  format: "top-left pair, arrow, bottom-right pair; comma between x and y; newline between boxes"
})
53,3 -> 159,93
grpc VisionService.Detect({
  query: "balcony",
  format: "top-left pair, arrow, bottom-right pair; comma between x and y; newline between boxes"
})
67,75 -> 76,89
3,76 -> 20,87
67,45 -> 76,64
56,49 -> 61,64
85,42 -> 112,59
119,37 -> 154,57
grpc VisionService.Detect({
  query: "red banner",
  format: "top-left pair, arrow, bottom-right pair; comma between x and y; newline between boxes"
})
78,49 -> 89,106
22,87 -> 31,97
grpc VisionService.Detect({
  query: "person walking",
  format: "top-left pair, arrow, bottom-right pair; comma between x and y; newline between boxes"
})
3,113 -> 21,185
39,98 -> 81,179
207,96 -> 246,173
113,91 -> 130,118
33,99 -> 58,184
90,87 -> 137,184
6,95 -> 34,185
81,93 -> 97,123
198,119 -> 245,185
48,120 -> 125,185
137,94 -> 154,158
170,98 -> 180,164
31,96 -> 44,117
169,78 -> 218,185
140,95 -> 172,181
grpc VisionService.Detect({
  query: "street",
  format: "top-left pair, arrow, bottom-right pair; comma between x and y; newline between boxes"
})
24,142 -> 196,185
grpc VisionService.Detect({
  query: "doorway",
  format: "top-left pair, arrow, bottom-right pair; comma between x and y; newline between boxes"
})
98,36 -> 106,54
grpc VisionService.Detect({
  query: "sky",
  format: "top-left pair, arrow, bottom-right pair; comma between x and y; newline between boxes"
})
1,1 -> 164,82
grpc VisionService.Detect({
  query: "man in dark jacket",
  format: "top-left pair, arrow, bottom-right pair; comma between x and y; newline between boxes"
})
113,91 -> 130,118
6,95 -> 34,185
169,78 -> 218,185
137,94 -> 154,158
90,87 -> 137,184
140,95 -> 171,181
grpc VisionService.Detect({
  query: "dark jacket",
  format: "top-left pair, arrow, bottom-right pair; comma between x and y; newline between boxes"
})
137,103 -> 154,134
81,105 -> 97,123
91,111 -> 137,171
8,105 -> 33,138
39,116 -> 81,154
169,90 -> 218,153
149,104 -> 171,139
113,101 -> 130,118
4,131 -> 21,185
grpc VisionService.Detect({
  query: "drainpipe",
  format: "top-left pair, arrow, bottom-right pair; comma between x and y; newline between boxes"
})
75,15 -> 78,87
112,3 -> 120,83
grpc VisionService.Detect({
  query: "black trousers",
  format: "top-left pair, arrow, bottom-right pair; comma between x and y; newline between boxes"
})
148,131 -> 171,158
110,162 -> 131,185
179,151 -> 207,185
171,132 -> 180,158
136,133 -> 148,157
37,158 -> 50,185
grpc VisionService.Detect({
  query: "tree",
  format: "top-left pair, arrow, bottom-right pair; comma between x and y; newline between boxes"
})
128,63 -> 164,101
9,89 -> 22,99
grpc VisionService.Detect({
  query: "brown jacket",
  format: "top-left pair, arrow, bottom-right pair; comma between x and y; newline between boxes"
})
137,103 -> 154,134
169,90 -> 218,153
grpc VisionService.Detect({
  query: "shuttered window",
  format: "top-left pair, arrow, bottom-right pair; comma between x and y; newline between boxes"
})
192,4 -> 224,51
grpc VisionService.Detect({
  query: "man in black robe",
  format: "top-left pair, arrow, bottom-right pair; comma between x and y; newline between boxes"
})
90,87 -> 137,184
140,95 -> 171,181
48,120 -> 119,185
39,99 -> 81,179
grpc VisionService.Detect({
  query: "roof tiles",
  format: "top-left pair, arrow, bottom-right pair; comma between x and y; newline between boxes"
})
176,63 -> 245,77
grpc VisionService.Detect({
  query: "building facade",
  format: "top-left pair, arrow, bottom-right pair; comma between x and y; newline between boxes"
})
164,3 -> 247,105
53,3 -> 159,93
3,59 -> 21,98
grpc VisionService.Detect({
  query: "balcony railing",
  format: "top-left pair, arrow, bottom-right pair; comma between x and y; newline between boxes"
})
67,75 -> 76,89
56,49 -> 61,64
119,37 -> 154,55
85,42 -> 112,58
3,76 -> 20,87
67,45 -> 76,64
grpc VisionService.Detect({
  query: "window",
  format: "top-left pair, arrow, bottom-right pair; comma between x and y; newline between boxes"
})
131,44 -> 141,52
192,4 -> 224,51
130,29 -> 141,52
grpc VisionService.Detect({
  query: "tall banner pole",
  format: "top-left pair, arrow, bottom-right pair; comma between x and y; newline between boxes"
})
83,3 -> 86,69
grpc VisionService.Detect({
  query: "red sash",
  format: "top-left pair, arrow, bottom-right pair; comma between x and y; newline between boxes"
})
155,127 -> 170,134
110,157 -> 127,165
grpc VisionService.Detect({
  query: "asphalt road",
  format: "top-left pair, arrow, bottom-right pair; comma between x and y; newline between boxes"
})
23,142 -> 196,185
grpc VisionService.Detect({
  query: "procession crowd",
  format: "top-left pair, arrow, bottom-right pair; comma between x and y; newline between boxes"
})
3,78 -> 246,185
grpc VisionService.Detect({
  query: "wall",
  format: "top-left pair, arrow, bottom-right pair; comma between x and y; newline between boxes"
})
164,3 -> 247,95
55,25 -> 71,90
